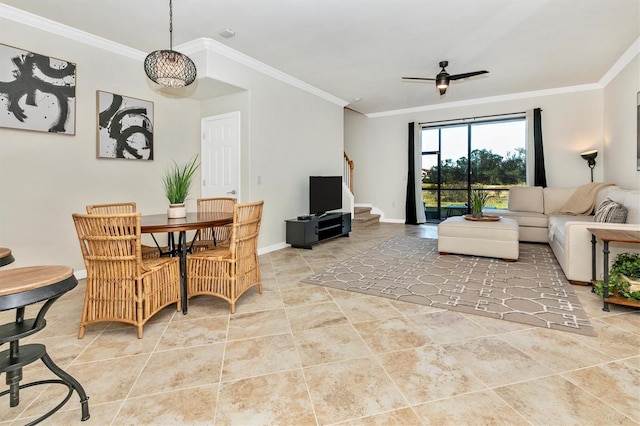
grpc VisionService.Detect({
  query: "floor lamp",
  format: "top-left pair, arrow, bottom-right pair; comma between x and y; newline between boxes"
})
580,150 -> 597,182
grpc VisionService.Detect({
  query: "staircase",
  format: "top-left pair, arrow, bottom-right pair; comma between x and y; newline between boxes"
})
344,152 -> 380,227
352,206 -> 380,227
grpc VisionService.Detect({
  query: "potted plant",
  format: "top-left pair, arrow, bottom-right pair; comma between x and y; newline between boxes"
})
470,189 -> 491,219
163,155 -> 200,218
593,252 -> 640,301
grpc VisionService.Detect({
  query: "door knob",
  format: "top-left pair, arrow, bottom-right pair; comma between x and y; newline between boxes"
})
227,190 -> 237,195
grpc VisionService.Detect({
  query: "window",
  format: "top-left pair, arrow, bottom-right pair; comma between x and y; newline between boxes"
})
421,117 -> 526,221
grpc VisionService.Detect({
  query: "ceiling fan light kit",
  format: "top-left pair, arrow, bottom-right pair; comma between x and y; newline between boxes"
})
403,60 -> 488,95
144,0 -> 197,88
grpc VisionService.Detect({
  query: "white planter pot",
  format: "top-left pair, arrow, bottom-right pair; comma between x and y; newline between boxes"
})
167,203 -> 187,218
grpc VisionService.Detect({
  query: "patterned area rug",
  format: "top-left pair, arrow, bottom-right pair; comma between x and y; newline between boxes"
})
302,236 -> 596,336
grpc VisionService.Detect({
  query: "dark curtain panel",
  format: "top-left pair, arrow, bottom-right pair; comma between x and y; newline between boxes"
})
405,122 -> 419,224
533,108 -> 547,187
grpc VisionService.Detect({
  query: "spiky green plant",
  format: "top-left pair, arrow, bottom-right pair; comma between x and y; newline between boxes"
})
471,189 -> 491,214
163,155 -> 200,204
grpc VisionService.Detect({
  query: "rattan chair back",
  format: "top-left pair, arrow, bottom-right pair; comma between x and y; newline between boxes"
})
72,212 -> 180,338
85,202 -> 162,258
86,202 -> 137,214
193,197 -> 236,251
187,200 -> 263,313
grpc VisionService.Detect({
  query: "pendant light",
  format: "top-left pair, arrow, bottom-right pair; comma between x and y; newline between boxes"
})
144,0 -> 197,87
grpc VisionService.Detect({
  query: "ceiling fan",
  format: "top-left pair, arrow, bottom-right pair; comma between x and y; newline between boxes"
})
402,61 -> 489,95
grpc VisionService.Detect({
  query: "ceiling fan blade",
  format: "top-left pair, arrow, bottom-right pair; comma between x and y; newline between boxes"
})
401,77 -> 436,81
448,70 -> 489,81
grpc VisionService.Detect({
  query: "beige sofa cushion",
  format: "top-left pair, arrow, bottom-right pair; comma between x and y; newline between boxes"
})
595,185 -> 619,207
548,215 -> 593,246
489,209 -> 548,228
607,189 -> 640,224
508,186 -> 543,213
543,187 -> 577,214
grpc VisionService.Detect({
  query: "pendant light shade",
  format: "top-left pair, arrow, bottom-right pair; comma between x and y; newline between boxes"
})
144,0 -> 197,87
144,50 -> 196,87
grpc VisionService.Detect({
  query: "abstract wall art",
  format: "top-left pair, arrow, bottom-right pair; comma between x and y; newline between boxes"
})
97,90 -> 154,160
0,43 -> 76,135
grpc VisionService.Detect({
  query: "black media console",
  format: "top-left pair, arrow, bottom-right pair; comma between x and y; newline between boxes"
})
285,212 -> 351,249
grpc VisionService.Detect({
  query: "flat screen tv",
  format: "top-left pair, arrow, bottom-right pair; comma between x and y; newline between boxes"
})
309,176 -> 342,216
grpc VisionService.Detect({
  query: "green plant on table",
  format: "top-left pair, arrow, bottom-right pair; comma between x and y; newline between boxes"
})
470,189 -> 491,216
593,252 -> 640,301
163,155 -> 200,204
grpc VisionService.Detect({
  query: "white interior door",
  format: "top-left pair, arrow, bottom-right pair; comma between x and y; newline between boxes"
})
201,112 -> 240,200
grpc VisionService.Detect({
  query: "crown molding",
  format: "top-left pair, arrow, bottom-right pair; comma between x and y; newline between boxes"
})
1,2 -> 632,113
0,3 -> 348,107
366,84 -> 601,118
366,37 -> 640,118
181,38 -> 348,107
0,3 -> 144,60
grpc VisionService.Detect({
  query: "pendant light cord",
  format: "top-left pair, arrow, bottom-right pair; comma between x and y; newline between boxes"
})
169,0 -> 173,51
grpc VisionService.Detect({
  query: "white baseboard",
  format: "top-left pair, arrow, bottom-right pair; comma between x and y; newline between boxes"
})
380,218 -> 405,224
258,242 -> 288,255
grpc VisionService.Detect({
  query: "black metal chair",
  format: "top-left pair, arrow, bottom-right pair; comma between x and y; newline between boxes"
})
0,265 -> 90,424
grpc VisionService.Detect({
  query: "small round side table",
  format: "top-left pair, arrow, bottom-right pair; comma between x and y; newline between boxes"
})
0,265 -> 90,424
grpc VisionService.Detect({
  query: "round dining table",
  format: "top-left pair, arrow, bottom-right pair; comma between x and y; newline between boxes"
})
141,212 -> 233,314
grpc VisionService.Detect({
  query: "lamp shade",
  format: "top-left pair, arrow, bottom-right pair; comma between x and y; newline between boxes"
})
144,49 -> 197,88
580,149 -> 598,162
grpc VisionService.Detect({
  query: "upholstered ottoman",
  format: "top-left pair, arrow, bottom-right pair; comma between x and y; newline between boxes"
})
438,216 -> 519,261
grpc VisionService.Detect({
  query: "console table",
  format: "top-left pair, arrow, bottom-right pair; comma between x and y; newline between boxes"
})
587,228 -> 640,312
285,212 -> 351,249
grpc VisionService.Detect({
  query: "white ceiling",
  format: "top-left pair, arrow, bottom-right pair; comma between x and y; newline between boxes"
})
1,0 -> 638,115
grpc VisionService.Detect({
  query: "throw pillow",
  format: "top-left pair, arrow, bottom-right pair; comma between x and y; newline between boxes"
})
594,199 -> 628,223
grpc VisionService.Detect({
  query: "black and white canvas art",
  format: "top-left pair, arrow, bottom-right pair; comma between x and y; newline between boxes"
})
97,91 -> 154,160
0,43 -> 76,134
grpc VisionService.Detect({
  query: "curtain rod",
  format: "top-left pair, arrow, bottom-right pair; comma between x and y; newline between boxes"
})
418,111 -> 528,126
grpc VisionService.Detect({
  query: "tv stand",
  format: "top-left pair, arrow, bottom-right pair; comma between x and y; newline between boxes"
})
285,212 -> 351,249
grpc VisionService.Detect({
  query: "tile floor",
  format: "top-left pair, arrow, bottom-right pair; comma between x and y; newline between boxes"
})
1,223 -> 638,425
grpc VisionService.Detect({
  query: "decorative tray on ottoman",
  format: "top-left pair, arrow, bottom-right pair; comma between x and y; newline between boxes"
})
463,214 -> 502,222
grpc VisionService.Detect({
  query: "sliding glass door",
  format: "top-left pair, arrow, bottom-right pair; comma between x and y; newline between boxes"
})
421,118 -> 526,221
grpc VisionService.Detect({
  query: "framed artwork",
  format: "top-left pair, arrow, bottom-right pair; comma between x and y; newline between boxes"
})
0,43 -> 76,135
97,90 -> 154,160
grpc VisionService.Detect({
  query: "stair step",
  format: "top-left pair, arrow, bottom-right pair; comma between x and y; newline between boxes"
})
354,206 -> 372,215
352,213 -> 380,227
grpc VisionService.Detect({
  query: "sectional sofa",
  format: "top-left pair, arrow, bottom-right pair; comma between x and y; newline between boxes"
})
486,185 -> 640,284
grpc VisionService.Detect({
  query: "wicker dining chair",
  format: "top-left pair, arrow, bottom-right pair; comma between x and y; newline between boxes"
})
187,200 -> 263,313
72,212 -> 181,338
191,197 -> 236,253
86,202 -> 163,258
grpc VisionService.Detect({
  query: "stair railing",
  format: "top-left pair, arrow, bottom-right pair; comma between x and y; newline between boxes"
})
343,152 -> 354,195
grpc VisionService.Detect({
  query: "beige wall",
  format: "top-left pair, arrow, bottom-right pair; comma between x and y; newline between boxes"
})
603,55 -> 640,190
198,49 -> 345,252
345,52 -> 640,221
0,18 -> 345,271
345,88 -> 611,220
